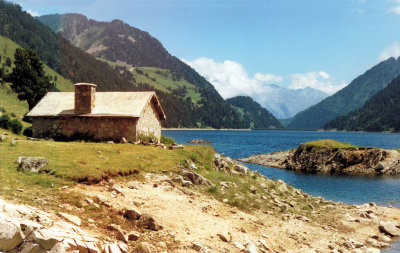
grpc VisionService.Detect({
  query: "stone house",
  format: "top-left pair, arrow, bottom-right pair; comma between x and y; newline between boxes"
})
27,83 -> 166,142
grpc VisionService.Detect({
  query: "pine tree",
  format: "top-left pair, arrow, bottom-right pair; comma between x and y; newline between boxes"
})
7,48 -> 54,109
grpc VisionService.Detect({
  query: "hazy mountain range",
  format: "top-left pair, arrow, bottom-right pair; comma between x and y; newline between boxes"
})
251,85 -> 328,119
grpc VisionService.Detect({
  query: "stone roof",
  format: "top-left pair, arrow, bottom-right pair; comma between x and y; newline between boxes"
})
27,91 -> 166,120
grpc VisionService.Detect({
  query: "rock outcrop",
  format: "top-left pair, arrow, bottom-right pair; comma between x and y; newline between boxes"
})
240,144 -> 400,175
0,197 -> 107,253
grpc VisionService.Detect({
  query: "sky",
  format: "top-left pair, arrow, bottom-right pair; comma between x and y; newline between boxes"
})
13,0 -> 400,98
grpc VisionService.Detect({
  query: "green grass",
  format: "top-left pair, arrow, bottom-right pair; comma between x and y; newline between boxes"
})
305,139 -> 360,149
0,84 -> 29,121
0,130 -> 214,204
133,67 -> 201,103
97,58 -> 202,103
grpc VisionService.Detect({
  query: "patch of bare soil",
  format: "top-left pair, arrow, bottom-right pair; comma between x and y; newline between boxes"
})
72,174 -> 400,252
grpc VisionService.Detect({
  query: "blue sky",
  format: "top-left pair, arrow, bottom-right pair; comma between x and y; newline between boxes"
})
14,0 -> 400,97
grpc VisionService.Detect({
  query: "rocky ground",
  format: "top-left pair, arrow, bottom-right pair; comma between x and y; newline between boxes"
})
2,153 -> 400,252
240,144 -> 400,175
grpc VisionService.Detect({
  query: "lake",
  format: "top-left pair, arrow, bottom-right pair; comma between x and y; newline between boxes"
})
163,130 -> 400,252
163,130 -> 400,207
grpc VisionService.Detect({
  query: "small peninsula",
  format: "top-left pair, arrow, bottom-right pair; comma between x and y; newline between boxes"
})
240,139 -> 400,175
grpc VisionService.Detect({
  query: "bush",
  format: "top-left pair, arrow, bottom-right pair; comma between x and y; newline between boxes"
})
0,114 -> 11,129
10,118 -> 23,134
10,112 -> 16,117
137,133 -> 157,143
161,135 -> 175,144
22,112 -> 32,123
0,107 -> 5,112
23,126 -> 32,137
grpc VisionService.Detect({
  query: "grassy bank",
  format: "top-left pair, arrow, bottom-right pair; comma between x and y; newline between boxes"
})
305,139 -> 362,149
0,129 -> 213,206
0,128 -> 326,218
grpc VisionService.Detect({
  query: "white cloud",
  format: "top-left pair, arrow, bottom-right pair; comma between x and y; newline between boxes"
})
27,9 -> 40,17
182,57 -> 281,99
388,6 -> 400,14
254,73 -> 283,83
378,42 -> 400,61
289,72 -> 346,94
183,57 -> 345,99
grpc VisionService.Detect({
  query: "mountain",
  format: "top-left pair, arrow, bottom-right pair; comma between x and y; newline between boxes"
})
37,13 -> 249,129
324,74 -> 400,132
0,1 -> 248,129
287,57 -> 400,129
256,85 -> 328,119
226,96 -> 283,129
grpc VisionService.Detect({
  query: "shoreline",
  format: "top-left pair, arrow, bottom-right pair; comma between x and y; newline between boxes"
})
163,128 -> 400,134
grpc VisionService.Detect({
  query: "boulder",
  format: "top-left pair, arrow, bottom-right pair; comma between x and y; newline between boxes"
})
0,217 -> 24,251
217,232 -> 231,242
124,208 -> 142,220
17,157 -> 48,173
169,144 -> 184,150
128,231 -> 140,241
137,214 -> 162,231
172,176 -> 193,187
379,221 -> 400,236
19,241 -> 44,253
234,164 -> 249,175
136,242 -> 151,253
107,224 -> 128,243
277,184 -> 288,194
180,170 -> 211,186
32,229 -> 59,250
192,242 -> 203,251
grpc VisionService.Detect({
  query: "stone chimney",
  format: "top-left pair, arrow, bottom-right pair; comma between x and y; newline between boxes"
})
74,83 -> 97,115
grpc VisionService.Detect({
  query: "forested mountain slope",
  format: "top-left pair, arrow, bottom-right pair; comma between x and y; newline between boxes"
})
227,96 -> 283,129
287,57 -> 400,129
324,74 -> 400,132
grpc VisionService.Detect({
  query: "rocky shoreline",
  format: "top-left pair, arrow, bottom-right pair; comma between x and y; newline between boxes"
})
2,135 -> 400,252
240,143 -> 400,175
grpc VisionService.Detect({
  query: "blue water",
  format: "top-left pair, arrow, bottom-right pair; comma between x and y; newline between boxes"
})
163,130 -> 400,207
163,130 -> 400,252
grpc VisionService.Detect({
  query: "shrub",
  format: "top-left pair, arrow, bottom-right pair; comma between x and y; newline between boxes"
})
137,133 -> 156,143
161,135 -> 175,144
190,152 -> 199,163
0,107 -> 5,112
10,118 -> 23,134
23,126 -> 32,137
0,114 -> 11,129
10,112 -> 16,117
22,113 -> 32,123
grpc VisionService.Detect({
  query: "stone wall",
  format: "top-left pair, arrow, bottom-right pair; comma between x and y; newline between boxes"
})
136,101 -> 162,141
32,116 -> 138,142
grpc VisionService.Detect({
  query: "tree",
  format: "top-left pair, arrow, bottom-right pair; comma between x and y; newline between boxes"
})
7,48 -> 54,109
5,57 -> 11,67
